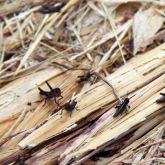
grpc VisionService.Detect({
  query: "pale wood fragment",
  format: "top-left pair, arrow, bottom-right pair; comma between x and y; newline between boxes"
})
18,43 -> 165,149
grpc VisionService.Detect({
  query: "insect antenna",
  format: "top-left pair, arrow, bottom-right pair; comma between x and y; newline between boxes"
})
45,81 -> 54,92
128,93 -> 136,99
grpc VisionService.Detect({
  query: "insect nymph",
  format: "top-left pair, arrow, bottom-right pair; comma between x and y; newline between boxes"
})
61,99 -> 78,117
38,81 -> 63,106
156,93 -> 165,103
113,97 -> 130,117
40,3 -> 65,14
76,72 -> 94,83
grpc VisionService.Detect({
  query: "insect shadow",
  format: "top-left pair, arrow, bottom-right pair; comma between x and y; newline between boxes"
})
38,81 -> 63,106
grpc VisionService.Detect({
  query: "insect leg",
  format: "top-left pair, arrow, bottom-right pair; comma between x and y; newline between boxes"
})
70,111 -> 72,117
76,79 -> 83,83
75,107 -> 79,111
57,98 -> 62,103
54,97 -> 60,106
125,105 -> 130,114
58,95 -> 63,101
115,105 -> 120,108
43,98 -> 48,106
113,110 -> 120,117
60,108 -> 64,117
77,75 -> 84,78
34,99 -> 43,103
160,93 -> 165,96
89,79 -> 94,84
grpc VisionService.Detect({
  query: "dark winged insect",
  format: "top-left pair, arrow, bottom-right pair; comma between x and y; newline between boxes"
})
113,97 -> 130,117
156,93 -> 165,103
61,99 -> 78,117
40,3 -> 65,14
38,81 -> 63,106
76,72 -> 94,83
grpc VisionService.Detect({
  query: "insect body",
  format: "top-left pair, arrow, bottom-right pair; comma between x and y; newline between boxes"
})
40,3 -> 65,14
113,97 -> 130,117
18,159 -> 26,165
38,81 -> 63,106
27,102 -> 32,106
15,157 -> 26,165
62,99 -> 78,117
156,93 -> 165,103
77,72 -> 94,83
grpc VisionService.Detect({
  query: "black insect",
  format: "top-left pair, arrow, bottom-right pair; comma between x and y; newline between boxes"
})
40,3 -> 65,14
38,81 -> 63,106
76,72 -> 94,83
61,99 -> 78,117
113,97 -> 130,117
156,93 -> 165,103
18,158 -> 26,165
15,157 -> 26,165
27,102 -> 32,106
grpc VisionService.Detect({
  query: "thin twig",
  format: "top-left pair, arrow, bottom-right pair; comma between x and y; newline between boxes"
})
71,25 -> 93,61
0,23 -> 4,64
134,139 -> 165,152
94,72 -> 122,103
101,2 -> 126,64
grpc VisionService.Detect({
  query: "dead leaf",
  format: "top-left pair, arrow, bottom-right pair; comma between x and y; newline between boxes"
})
133,6 -> 164,55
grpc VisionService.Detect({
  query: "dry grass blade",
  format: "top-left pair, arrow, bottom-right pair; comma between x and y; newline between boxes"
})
15,0 -> 81,74
69,20 -> 132,61
0,1 -> 164,164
